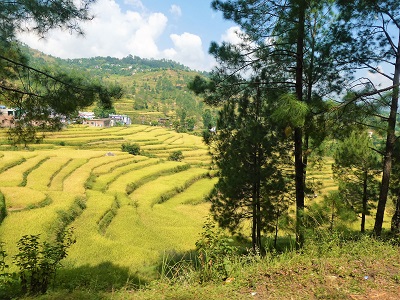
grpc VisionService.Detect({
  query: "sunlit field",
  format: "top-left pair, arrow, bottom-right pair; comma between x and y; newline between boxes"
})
0,124 -> 392,282
0,125 -> 214,278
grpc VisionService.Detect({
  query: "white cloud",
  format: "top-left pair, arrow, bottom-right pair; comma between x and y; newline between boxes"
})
16,0 -> 214,70
124,0 -> 145,10
365,65 -> 393,88
164,32 -> 213,71
221,26 -> 243,44
170,4 -> 182,17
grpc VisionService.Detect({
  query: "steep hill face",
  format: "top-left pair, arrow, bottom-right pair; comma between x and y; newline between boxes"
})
23,46 -> 212,129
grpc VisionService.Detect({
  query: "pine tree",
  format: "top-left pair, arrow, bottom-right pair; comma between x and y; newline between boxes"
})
192,0 -> 346,246
329,0 -> 400,236
333,132 -> 381,232
205,80 -> 293,252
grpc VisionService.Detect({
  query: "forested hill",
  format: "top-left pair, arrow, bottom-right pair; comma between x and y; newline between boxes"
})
22,45 -> 213,129
22,44 -> 204,74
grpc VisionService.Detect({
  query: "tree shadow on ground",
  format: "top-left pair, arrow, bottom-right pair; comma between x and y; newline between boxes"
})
54,261 -> 147,293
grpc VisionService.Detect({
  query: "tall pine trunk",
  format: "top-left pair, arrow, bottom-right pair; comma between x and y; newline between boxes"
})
391,192 -> 400,234
256,181 -> 262,253
361,170 -> 368,233
252,182 -> 257,252
374,32 -> 400,236
295,0 -> 306,248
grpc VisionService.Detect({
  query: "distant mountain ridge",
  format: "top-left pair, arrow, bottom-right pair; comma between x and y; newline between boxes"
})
22,44 -> 207,75
20,45 -> 212,130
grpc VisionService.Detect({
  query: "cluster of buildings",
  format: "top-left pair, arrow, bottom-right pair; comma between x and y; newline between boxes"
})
78,112 -> 131,127
0,105 -> 131,128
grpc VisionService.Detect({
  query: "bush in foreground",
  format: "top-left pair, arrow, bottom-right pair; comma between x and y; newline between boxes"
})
0,229 -> 75,298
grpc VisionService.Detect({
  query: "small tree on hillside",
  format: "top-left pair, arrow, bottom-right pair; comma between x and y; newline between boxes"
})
203,82 -> 293,253
168,150 -> 184,162
332,131 -> 381,232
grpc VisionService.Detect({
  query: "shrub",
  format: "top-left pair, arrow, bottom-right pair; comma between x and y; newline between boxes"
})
13,229 -> 75,295
121,142 -> 140,155
0,230 -> 75,297
195,216 -> 236,282
168,150 -> 184,161
0,242 -> 8,273
0,241 -> 16,298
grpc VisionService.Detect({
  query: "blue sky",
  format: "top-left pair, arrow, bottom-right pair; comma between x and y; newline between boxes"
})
17,0 -> 238,71
16,0 -> 394,88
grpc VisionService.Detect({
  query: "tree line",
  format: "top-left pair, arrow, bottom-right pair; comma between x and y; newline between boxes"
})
189,0 -> 400,250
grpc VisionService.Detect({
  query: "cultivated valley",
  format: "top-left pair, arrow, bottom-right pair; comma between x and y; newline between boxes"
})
2,1 -> 400,299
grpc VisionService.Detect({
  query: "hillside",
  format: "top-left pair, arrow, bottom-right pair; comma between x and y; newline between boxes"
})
23,46 -> 214,128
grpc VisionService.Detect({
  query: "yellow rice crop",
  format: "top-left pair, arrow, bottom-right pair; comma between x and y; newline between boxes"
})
48,158 -> 88,191
26,156 -> 71,190
0,186 -> 47,210
164,177 -> 218,207
106,161 -> 182,192
0,126 -> 217,274
0,191 -> 76,263
91,157 -> 158,191
0,154 -> 44,186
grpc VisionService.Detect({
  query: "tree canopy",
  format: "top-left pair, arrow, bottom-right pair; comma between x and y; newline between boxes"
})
191,0 -> 400,246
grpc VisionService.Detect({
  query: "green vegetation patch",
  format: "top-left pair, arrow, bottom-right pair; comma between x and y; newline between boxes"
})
0,192 -> 6,224
97,196 -> 120,235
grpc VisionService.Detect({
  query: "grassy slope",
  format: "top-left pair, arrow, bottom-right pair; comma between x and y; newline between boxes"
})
26,236 -> 400,300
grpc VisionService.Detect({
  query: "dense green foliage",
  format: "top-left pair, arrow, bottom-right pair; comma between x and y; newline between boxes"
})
121,142 -> 141,155
189,0 -> 400,253
168,150 -> 184,162
330,0 -> 400,236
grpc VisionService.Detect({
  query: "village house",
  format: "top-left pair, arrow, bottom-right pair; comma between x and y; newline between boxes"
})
82,118 -> 111,127
0,106 -> 21,128
109,114 -> 132,126
78,111 -> 96,120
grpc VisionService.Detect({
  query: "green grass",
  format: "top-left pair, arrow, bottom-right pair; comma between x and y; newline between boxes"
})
18,233 -> 400,300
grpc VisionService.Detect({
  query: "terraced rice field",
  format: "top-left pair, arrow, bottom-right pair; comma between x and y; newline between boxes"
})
0,125 -> 216,275
3,124 -> 382,278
